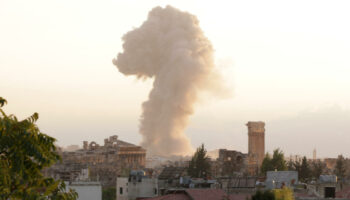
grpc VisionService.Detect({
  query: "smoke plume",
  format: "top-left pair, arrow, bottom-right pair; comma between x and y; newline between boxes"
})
113,6 -> 223,156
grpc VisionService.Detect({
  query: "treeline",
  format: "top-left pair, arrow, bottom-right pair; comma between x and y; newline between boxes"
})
261,148 -> 349,182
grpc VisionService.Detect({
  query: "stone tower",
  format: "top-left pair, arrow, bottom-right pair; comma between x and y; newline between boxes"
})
247,121 -> 265,167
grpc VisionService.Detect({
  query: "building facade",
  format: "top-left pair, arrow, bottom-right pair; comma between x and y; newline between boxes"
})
66,181 -> 102,200
117,170 -> 158,200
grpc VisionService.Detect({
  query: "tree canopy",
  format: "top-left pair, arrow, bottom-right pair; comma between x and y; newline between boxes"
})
288,157 -> 326,182
0,97 -> 77,199
273,187 -> 294,200
251,188 -> 294,200
251,190 -> 275,200
102,187 -> 116,200
299,156 -> 311,182
334,154 -> 347,181
261,149 -> 287,175
188,144 -> 211,178
311,160 -> 325,179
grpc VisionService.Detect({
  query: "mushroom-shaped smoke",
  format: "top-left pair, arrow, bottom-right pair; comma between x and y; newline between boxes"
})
113,5 -> 224,156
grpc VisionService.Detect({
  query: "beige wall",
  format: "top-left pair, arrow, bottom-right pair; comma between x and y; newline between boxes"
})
116,177 -> 129,200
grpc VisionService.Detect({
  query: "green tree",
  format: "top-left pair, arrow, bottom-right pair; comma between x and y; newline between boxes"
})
287,160 -> 295,171
299,156 -> 311,182
0,97 -> 77,199
271,149 -> 287,171
311,160 -> 325,179
292,159 -> 301,174
334,154 -> 346,181
251,188 -> 294,200
251,190 -> 275,200
261,149 -> 287,175
102,187 -> 116,200
261,153 -> 273,174
188,144 -> 211,178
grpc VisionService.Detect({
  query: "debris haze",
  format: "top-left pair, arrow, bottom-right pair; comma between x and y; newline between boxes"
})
113,5 -> 224,156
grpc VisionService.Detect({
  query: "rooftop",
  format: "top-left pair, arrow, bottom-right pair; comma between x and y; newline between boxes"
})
147,189 -> 251,200
158,166 -> 186,180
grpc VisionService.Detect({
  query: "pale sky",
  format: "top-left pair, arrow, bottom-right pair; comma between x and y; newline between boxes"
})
1,0 -> 350,158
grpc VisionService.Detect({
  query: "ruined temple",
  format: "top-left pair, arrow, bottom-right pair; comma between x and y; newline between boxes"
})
212,122 -> 266,177
44,135 -> 146,187
215,149 -> 247,177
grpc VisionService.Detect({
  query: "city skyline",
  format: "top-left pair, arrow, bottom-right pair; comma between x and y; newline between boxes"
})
1,0 -> 350,158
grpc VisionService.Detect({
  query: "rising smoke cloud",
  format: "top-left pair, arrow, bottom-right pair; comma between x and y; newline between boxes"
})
113,6 -> 224,156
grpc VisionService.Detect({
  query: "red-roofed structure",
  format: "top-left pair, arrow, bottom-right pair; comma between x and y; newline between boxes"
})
186,189 -> 229,200
229,193 -> 252,200
336,186 -> 350,199
146,189 -> 251,200
142,193 -> 190,200
294,192 -> 318,198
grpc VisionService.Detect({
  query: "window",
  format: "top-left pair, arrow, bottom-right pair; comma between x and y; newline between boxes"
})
154,188 -> 158,195
120,187 -> 123,195
325,187 -> 335,198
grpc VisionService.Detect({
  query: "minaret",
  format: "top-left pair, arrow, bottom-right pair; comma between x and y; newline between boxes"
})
313,148 -> 317,160
247,121 -> 265,167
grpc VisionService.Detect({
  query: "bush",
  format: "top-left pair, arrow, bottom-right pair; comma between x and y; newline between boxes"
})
102,187 -> 116,200
251,190 -> 275,200
273,187 -> 294,200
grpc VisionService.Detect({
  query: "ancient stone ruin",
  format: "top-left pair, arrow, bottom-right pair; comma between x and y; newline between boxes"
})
44,135 -> 146,187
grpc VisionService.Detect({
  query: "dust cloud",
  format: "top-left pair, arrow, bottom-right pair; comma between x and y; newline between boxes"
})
113,5 -> 225,156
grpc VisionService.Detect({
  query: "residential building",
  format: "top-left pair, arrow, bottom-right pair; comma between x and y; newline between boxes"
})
66,181 -> 102,200
265,171 -> 298,189
116,170 -> 158,200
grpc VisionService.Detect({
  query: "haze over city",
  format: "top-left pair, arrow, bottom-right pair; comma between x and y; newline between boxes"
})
1,0 -> 350,158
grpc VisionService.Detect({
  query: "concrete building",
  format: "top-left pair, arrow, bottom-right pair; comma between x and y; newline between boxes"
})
218,177 -> 256,194
265,171 -> 298,189
158,166 -> 187,194
116,177 -> 129,200
66,181 -> 102,200
316,175 -> 338,198
117,170 -> 158,200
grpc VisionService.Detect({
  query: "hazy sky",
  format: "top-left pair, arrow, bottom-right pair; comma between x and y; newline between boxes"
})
1,0 -> 350,158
